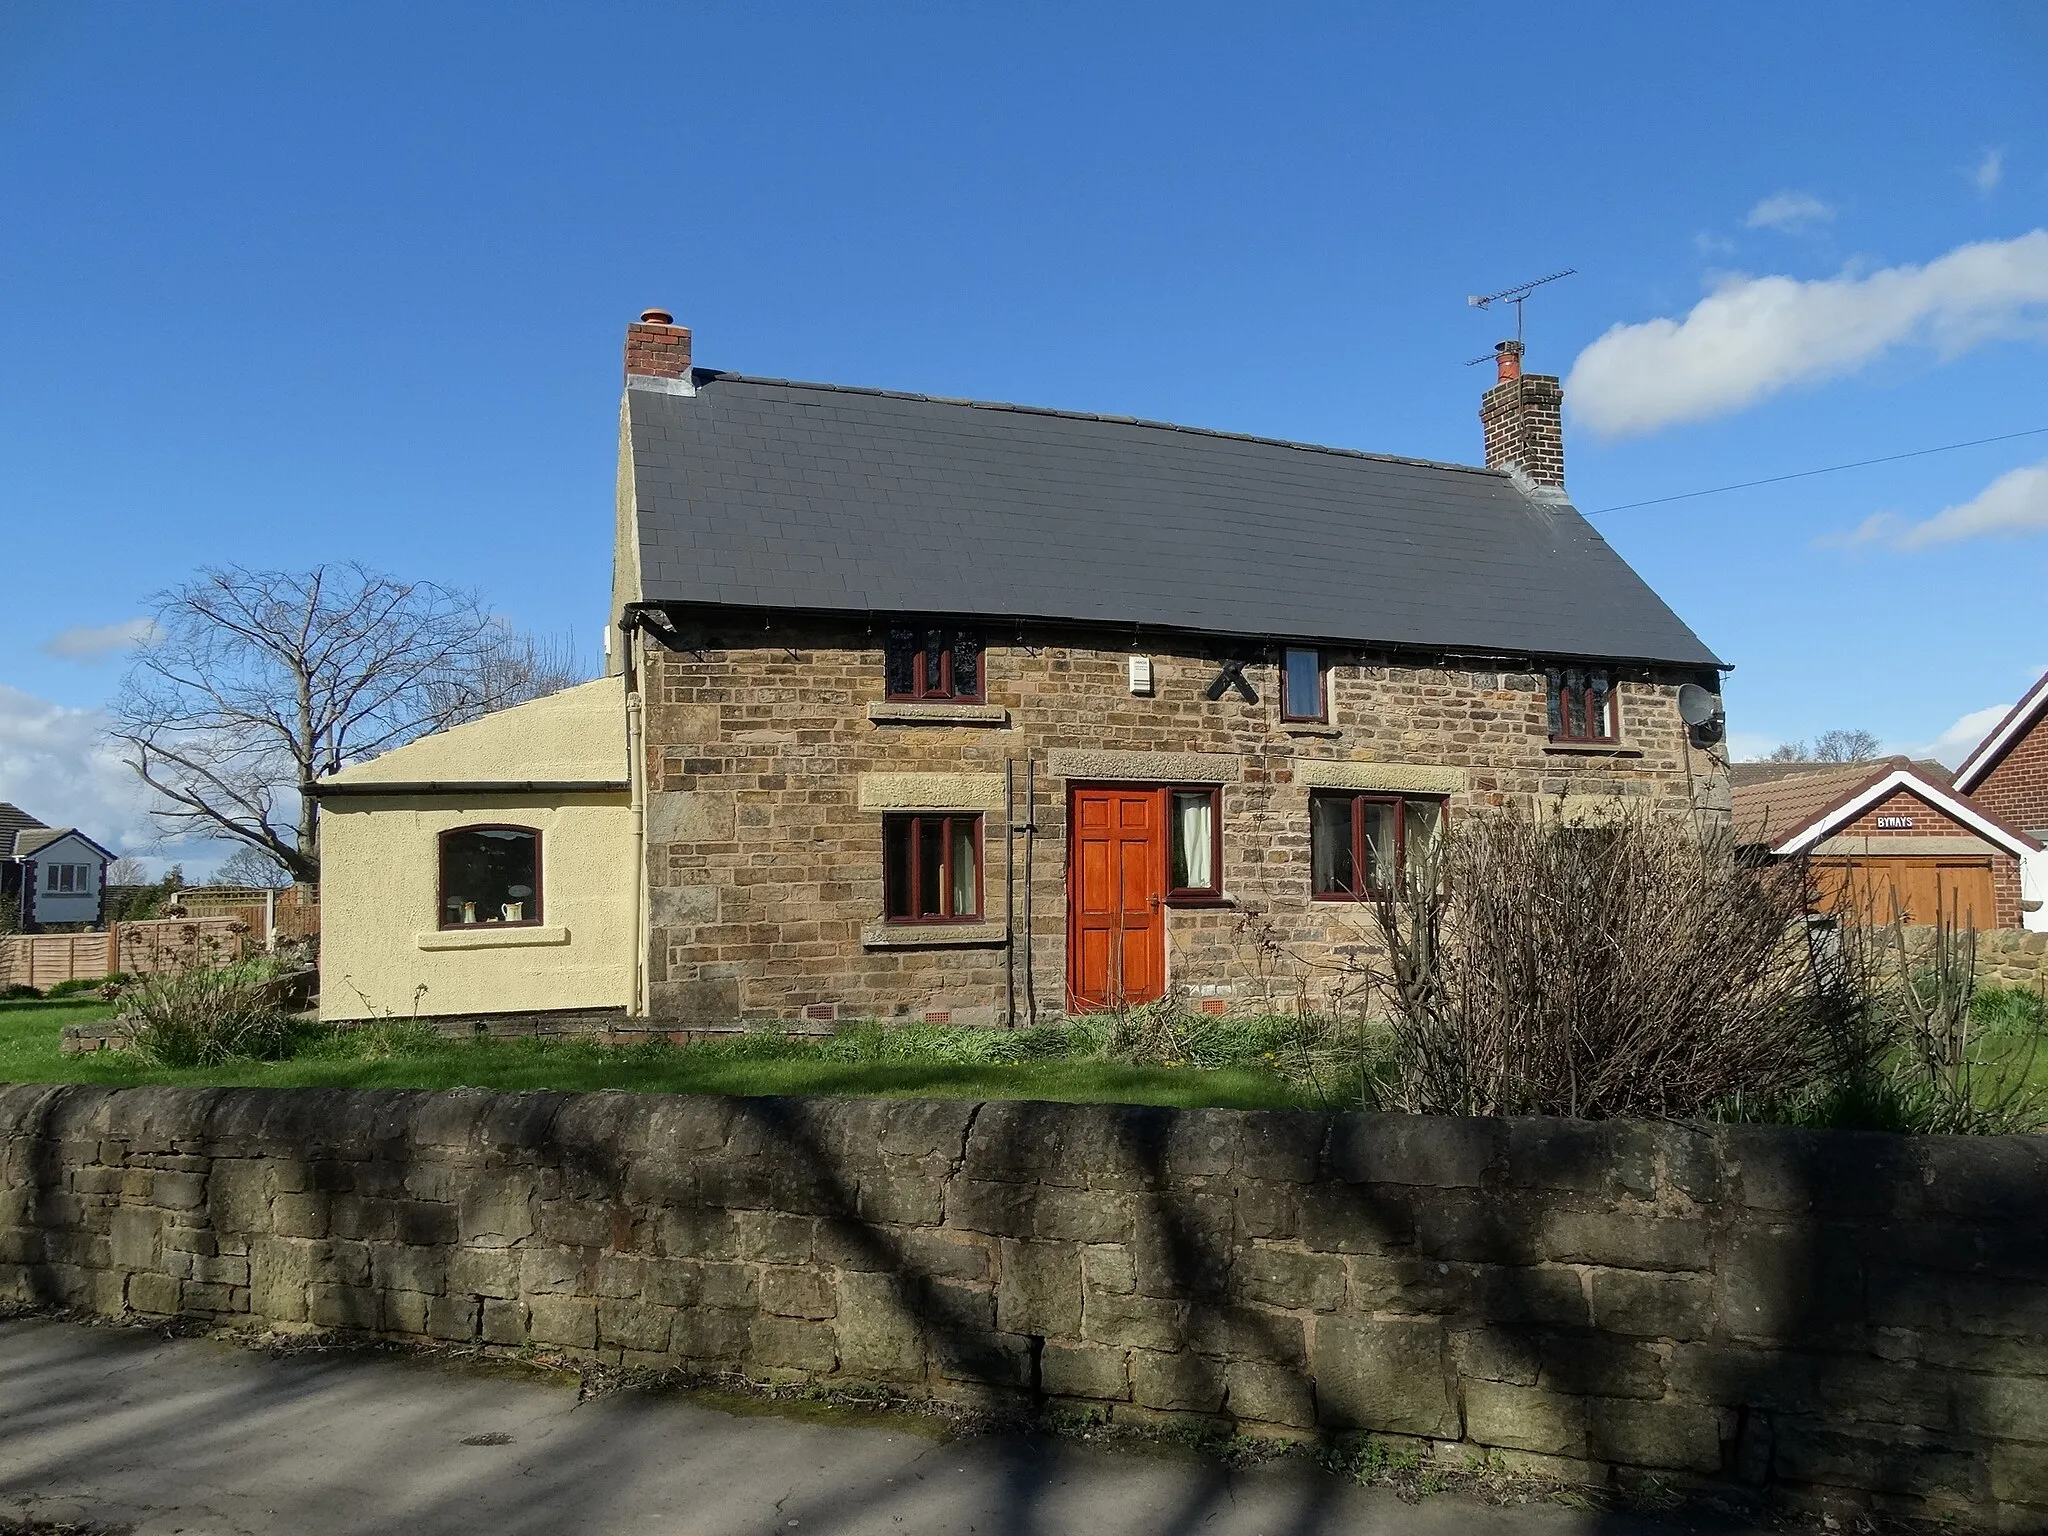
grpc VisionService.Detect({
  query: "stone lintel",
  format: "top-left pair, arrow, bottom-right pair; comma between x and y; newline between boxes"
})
1048,749 -> 1241,784
1297,760 -> 1465,795
857,773 -> 1007,813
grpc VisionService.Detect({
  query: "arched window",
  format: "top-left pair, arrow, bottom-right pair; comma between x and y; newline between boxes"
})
438,826 -> 540,928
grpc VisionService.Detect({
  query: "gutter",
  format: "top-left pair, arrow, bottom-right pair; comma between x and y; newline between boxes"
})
306,780 -> 630,798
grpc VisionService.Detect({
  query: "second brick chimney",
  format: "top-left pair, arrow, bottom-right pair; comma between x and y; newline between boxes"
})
625,309 -> 693,395
1479,341 -> 1566,499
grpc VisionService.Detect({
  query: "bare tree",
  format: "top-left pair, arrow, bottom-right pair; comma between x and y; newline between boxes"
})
105,856 -> 151,887
113,564 -> 584,883
1759,728 -> 1882,764
213,845 -> 292,889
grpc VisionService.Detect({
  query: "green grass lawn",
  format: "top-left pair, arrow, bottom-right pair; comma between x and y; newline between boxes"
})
0,999 -> 1324,1110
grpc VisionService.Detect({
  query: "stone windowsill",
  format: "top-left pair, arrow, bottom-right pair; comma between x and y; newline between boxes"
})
1281,725 -> 1342,740
862,920 -> 1009,949
416,925 -> 570,951
1542,741 -> 1644,759
866,702 -> 1010,727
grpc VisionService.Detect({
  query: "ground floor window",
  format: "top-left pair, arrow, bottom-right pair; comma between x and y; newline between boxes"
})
439,826 -> 540,927
883,813 -> 982,921
1310,792 -> 1442,898
44,863 -> 91,894
1167,786 -> 1222,900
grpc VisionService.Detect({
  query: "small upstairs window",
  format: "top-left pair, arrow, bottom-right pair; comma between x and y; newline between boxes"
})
1281,648 -> 1325,722
1548,667 -> 1616,743
885,625 -> 984,703
439,826 -> 540,927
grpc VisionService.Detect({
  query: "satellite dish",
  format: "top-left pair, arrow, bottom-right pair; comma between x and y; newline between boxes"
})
1677,684 -> 1720,727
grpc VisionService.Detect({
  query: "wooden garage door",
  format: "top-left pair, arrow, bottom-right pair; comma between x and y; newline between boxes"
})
1812,857 -> 1996,928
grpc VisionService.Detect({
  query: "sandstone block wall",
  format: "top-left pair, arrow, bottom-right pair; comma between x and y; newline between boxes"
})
640,617 -> 1725,1023
5,1084 -> 2046,1527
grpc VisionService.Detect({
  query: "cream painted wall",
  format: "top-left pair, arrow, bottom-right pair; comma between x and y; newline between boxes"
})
317,791 -> 634,1021
319,675 -> 626,788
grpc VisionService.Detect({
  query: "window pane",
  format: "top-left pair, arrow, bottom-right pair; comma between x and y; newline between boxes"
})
949,818 -> 978,917
1311,795 -> 1354,896
923,629 -> 948,696
951,633 -> 980,700
1546,669 -> 1564,735
1588,671 -> 1612,738
1283,648 -> 1322,718
884,627 -> 917,699
1362,802 -> 1396,892
1403,800 -> 1442,887
1171,791 -> 1214,892
916,816 -> 945,917
440,828 -> 538,925
884,818 -> 912,918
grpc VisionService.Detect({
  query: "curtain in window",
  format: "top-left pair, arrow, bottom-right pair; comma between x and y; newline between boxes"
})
1311,795 -> 1353,895
1173,792 -> 1212,890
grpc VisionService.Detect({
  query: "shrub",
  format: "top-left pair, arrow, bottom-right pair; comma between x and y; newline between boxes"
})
45,977 -> 109,999
0,984 -> 42,1001
115,960 -> 299,1067
1367,807 -> 1878,1121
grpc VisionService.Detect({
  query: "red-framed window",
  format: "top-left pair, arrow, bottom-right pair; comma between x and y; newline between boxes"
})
1309,792 -> 1442,900
1548,667 -> 1616,742
1281,647 -> 1326,723
885,625 -> 985,703
1167,786 -> 1223,902
438,825 -> 542,928
883,813 -> 984,921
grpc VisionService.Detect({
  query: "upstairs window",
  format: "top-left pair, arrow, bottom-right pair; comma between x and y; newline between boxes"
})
883,814 -> 982,921
44,863 -> 90,894
1548,667 -> 1616,743
1281,648 -> 1326,723
1310,792 -> 1442,899
439,826 -> 540,928
885,625 -> 984,703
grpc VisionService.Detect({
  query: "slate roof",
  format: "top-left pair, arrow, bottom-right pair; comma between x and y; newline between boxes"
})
15,827 -> 77,858
1727,759 -> 1952,791
0,804 -> 48,859
627,373 -> 1723,668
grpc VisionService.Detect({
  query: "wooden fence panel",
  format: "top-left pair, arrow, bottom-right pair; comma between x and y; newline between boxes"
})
0,918 -> 249,990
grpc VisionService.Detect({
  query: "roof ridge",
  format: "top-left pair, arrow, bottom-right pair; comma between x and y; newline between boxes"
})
690,370 -> 1518,483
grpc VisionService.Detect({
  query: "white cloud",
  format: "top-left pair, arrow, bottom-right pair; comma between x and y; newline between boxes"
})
41,616 -> 158,661
1827,458 -> 2048,550
1906,704 -> 2013,768
1745,191 -> 1835,233
1567,230 -> 2048,437
1969,147 -> 2005,196
0,685 -> 155,853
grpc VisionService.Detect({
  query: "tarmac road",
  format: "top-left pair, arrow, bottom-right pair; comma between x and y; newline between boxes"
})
0,1316 -> 1768,1536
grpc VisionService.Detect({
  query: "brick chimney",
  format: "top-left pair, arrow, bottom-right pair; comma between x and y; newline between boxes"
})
1479,341 -> 1566,499
625,309 -> 693,395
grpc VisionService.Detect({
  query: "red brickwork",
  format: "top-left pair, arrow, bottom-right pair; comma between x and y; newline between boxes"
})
1479,372 -> 1566,490
1968,707 -> 2048,836
637,617 -> 1717,1023
624,313 -> 691,381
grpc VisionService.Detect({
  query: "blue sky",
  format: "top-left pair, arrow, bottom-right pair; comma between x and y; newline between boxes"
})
4,3 -> 2047,863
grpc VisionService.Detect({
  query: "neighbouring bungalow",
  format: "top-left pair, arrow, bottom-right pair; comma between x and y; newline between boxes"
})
0,803 -> 115,932
1732,756 -> 2043,932
315,312 -> 1730,1028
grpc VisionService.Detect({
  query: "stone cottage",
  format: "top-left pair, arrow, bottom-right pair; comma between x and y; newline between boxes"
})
318,313 -> 1728,1028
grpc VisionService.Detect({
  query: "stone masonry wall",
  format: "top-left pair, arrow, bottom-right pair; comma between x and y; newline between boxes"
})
5,1083 -> 2048,1527
640,616 -> 1726,1023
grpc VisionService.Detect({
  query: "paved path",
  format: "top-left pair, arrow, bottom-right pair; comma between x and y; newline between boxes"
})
0,1317 -> 1763,1536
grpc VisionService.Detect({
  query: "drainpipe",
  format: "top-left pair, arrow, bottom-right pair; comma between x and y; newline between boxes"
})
626,635 -> 649,1020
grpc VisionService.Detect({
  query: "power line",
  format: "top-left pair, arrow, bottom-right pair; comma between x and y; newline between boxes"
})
1584,424 -> 2048,516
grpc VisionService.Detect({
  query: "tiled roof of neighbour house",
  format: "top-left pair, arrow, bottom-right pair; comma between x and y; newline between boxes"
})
0,804 -> 47,858
1954,666 -> 2048,792
625,373 -> 1725,669
15,826 -> 113,860
1732,757 -> 2040,856
1728,758 -> 1953,791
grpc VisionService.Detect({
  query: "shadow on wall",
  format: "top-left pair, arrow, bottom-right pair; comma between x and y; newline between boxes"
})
2,1083 -> 2047,1532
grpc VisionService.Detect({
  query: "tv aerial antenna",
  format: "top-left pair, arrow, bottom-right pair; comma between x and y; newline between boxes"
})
1464,268 -> 1576,365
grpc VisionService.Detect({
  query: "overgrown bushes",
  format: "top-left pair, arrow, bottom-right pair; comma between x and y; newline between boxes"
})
111,958 -> 300,1068
1364,804 -> 2044,1131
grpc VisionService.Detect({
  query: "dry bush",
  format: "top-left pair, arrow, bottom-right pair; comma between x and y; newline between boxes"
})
1368,806 -> 1865,1120
114,959 -> 299,1068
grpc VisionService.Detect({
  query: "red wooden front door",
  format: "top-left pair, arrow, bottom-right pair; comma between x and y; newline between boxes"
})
1068,786 -> 1167,1010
